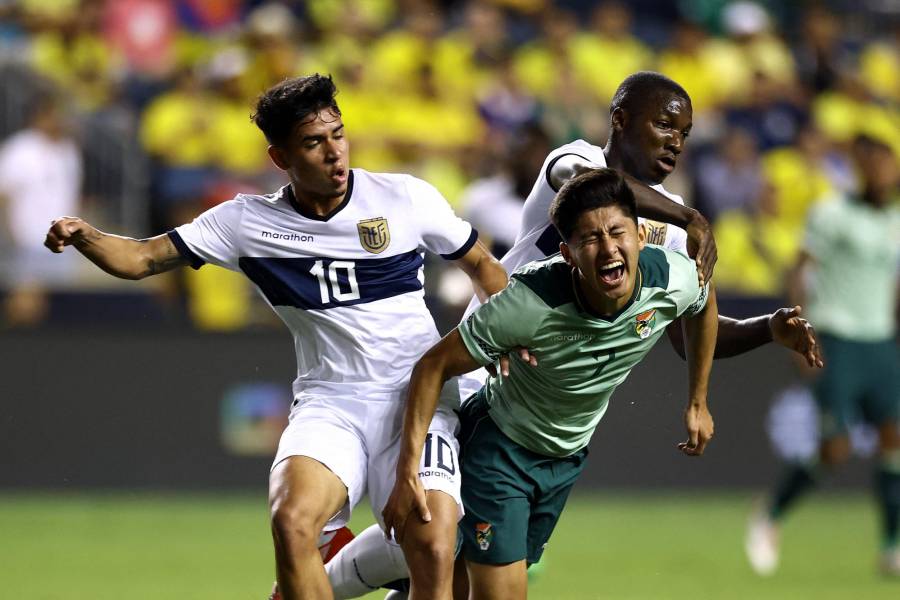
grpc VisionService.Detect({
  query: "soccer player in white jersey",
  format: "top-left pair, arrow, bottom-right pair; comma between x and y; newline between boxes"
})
43,74 -> 508,600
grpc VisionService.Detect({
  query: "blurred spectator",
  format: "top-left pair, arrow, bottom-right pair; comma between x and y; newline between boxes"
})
725,71 -> 807,151
513,6 -> 579,101
705,1 -> 796,103
693,126 -> 765,222
460,123 -> 551,256
657,20 -> 722,117
793,4 -> 854,95
858,23 -> 900,103
139,65 -> 219,227
569,1 -> 653,103
0,96 -> 82,326
28,0 -> 123,112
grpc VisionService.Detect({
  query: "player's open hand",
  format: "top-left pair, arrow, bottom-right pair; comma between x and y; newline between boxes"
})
381,473 -> 430,544
769,306 -> 824,369
44,217 -> 93,253
684,211 -> 717,286
679,403 -> 713,457
486,347 -> 538,378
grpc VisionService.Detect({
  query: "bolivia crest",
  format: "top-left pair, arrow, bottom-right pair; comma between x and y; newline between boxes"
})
635,309 -> 657,339
357,217 -> 390,254
475,522 -> 493,551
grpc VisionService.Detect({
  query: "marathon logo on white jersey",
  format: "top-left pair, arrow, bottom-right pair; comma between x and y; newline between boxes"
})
261,230 -> 314,242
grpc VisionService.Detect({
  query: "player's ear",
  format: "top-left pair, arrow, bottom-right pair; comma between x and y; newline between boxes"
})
610,107 -> 627,132
637,221 -> 646,250
267,145 -> 290,171
560,242 -> 575,267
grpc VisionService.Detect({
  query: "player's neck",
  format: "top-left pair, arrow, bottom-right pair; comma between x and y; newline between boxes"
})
290,184 -> 347,218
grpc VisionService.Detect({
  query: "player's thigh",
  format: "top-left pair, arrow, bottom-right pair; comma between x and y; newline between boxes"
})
271,399 -> 368,529
369,405 -> 463,529
458,390 -> 532,565
859,339 -> 900,435
269,455 -> 348,531
400,489 -> 459,574
525,447 -> 588,565
466,559 -> 527,600
815,334 -> 865,441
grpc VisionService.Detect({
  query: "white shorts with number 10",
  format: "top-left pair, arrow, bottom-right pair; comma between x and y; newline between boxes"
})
272,381 -> 462,531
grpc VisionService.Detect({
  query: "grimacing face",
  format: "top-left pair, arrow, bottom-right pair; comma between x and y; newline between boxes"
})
268,108 -> 350,202
561,205 -> 646,314
616,93 -> 693,185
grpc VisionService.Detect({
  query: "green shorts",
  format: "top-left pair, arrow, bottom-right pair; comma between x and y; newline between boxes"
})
458,388 -> 588,565
815,334 -> 900,439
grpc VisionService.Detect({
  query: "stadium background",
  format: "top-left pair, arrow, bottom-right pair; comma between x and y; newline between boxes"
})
0,0 -> 897,598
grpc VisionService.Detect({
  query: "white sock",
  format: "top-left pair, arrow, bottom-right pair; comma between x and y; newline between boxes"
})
327,524 -> 409,599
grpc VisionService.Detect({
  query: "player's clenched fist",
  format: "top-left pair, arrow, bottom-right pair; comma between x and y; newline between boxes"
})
44,217 -> 94,253
679,402 -> 714,457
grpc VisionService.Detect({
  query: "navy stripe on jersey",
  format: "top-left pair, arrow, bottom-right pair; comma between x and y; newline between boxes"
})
167,230 -> 205,270
535,224 -> 562,256
238,250 -> 424,310
441,228 -> 479,260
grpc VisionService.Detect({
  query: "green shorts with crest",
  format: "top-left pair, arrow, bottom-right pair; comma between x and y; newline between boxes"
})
458,388 -> 588,565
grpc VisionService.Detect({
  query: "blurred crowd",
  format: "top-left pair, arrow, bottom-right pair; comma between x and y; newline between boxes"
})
0,0 -> 897,330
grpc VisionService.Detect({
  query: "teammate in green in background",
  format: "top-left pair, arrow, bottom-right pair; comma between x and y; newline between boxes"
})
746,135 -> 900,577
383,168 -> 719,599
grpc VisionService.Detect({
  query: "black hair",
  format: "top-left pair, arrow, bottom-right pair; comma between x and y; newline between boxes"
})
550,168 -> 638,242
610,71 -> 690,116
252,73 -> 341,146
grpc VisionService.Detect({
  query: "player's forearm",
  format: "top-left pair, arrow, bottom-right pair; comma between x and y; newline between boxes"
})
683,287 -> 718,406
668,313 -> 774,360
396,355 -> 451,479
622,172 -> 700,229
72,228 -> 159,280
456,241 -> 508,303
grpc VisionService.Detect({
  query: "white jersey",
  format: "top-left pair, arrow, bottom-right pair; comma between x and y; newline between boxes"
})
458,140 -> 690,399
171,169 -> 477,405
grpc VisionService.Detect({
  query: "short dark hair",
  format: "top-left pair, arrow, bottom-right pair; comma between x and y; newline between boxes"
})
610,71 -> 690,116
550,168 -> 638,242
252,73 -> 341,146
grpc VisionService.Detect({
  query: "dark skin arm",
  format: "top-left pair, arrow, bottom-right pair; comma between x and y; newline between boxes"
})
44,216 -> 188,279
452,239 -> 508,302
550,156 -> 717,284
666,307 -> 823,368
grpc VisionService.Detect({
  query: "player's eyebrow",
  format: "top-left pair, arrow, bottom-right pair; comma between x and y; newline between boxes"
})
300,124 -> 344,143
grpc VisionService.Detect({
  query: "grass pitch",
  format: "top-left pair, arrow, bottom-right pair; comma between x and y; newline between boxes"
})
1,491 -> 897,599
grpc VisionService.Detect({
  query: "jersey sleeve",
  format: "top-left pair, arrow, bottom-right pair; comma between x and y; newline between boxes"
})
458,278 -> 545,366
168,197 -> 246,271
406,176 -> 477,259
665,248 -> 709,318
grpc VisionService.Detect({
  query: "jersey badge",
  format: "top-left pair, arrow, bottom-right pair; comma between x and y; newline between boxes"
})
475,522 -> 493,551
644,220 -> 668,245
357,217 -> 390,254
635,309 -> 657,339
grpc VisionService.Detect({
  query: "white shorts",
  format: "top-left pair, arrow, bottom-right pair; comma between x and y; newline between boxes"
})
271,386 -> 462,530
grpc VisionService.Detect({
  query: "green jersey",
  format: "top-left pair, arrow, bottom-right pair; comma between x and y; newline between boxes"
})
458,245 -> 708,457
803,196 -> 900,342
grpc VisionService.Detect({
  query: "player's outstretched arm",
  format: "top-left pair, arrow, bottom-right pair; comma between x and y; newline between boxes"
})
44,216 -> 187,280
665,309 -> 824,368
382,329 -> 480,542
678,284 -> 718,457
453,240 -> 508,303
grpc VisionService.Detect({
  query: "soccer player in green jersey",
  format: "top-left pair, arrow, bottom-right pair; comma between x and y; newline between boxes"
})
383,168 -> 718,598
746,135 -> 900,576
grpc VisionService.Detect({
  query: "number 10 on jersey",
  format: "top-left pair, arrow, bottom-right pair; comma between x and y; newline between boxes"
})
310,260 -> 361,303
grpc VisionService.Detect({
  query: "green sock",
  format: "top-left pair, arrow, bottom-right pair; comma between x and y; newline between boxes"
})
769,463 -> 818,521
876,449 -> 900,550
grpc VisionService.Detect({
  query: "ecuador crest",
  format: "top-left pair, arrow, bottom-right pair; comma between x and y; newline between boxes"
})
357,217 -> 390,254
643,220 -> 668,245
635,309 -> 657,339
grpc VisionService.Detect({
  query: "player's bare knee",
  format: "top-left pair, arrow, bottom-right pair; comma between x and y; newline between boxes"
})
269,500 -> 321,549
405,532 -> 455,571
